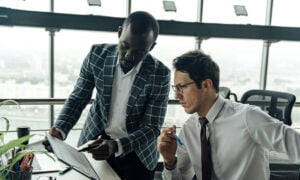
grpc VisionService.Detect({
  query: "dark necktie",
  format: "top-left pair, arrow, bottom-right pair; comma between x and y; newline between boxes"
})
199,117 -> 212,180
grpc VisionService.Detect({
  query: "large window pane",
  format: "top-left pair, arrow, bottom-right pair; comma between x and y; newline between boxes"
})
267,41 -> 300,126
201,38 -> 263,99
272,0 -> 300,27
131,0 -> 198,22
55,0 -> 126,17
0,26 -> 49,130
202,0 -> 267,25
0,26 -> 49,99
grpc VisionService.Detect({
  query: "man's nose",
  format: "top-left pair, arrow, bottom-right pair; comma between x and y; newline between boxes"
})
175,91 -> 183,100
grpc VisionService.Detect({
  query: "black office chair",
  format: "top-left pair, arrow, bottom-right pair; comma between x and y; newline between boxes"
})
219,87 -> 231,99
219,86 -> 238,101
240,89 -> 296,126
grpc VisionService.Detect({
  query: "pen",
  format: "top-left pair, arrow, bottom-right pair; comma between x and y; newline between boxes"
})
77,144 -> 99,152
59,166 -> 73,175
173,133 -> 185,146
167,131 -> 185,146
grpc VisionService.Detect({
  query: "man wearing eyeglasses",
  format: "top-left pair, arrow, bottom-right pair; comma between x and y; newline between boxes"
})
157,50 -> 300,180
48,11 -> 170,180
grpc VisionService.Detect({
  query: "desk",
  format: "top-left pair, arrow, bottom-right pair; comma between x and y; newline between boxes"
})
31,158 -> 121,180
28,140 -> 121,180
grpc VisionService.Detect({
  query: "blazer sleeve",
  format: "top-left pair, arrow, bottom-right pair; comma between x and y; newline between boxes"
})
54,46 -> 96,135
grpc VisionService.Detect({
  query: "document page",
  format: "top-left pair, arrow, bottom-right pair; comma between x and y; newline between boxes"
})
46,133 -> 100,180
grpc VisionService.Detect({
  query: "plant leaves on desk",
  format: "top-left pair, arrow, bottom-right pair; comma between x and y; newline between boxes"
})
0,134 -> 56,172
0,135 -> 32,156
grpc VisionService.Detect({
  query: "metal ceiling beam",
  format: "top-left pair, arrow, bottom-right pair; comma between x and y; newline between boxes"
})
1,7 -> 300,41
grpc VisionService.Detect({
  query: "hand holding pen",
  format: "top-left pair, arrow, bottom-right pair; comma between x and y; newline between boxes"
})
157,125 -> 179,167
163,125 -> 184,147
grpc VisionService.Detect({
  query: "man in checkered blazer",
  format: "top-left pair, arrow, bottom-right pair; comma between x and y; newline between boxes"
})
49,11 -> 170,180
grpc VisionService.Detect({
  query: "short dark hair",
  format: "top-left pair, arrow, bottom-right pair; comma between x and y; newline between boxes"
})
123,11 -> 159,41
173,50 -> 220,92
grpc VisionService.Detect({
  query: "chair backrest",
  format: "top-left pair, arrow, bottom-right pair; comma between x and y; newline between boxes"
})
240,89 -> 296,126
219,87 -> 231,99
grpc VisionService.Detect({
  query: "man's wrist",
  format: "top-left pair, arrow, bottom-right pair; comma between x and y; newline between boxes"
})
112,140 -> 118,152
164,157 -> 177,170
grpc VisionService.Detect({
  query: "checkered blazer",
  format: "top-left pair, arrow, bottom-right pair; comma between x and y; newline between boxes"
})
55,44 -> 170,170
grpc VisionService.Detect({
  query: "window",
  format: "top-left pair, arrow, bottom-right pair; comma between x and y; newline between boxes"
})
55,0 -> 126,17
267,41 -> 300,126
201,38 -> 263,99
0,0 -> 49,12
0,26 -> 49,99
202,0 -> 267,25
272,0 -> 300,27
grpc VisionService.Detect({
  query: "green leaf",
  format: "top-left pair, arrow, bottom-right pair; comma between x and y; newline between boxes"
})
0,100 -> 19,107
0,117 -> 9,132
0,134 -> 34,155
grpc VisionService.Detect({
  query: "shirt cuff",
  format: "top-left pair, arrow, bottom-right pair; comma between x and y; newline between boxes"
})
164,157 -> 177,170
114,139 -> 123,157
55,127 -> 66,140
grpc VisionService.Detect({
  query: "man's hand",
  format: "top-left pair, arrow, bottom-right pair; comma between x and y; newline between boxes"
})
157,125 -> 177,167
49,127 -> 63,140
43,127 -> 63,152
87,139 -> 118,160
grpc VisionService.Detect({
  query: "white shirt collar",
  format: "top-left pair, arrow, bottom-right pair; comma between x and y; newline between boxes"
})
199,95 -> 226,123
116,57 -> 143,75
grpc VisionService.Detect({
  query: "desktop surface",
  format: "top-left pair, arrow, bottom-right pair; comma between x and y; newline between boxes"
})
28,137 -> 121,180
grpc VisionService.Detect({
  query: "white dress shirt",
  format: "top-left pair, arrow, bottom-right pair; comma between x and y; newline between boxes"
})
163,95 -> 300,180
105,59 -> 142,154
105,58 -> 142,137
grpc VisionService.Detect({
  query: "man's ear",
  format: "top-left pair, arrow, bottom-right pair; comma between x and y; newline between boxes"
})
203,79 -> 212,89
118,26 -> 122,38
149,42 -> 157,51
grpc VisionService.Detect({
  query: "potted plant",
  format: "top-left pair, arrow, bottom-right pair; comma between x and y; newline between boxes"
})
0,100 -> 54,179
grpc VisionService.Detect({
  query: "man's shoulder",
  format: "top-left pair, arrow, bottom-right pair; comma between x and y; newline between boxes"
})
91,43 -> 117,52
146,55 -> 170,74
87,44 -> 118,62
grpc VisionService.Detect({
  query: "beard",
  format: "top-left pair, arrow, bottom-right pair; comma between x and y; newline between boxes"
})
120,58 -> 135,69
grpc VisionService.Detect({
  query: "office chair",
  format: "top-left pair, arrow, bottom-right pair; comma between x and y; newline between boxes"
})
240,89 -> 296,126
219,87 -> 231,99
219,86 -> 238,101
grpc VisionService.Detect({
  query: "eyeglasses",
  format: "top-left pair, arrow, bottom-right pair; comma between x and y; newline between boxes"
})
172,82 -> 195,94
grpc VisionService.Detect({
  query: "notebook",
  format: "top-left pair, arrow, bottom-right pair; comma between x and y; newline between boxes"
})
45,133 -> 100,180
27,140 -> 62,174
32,153 -> 61,173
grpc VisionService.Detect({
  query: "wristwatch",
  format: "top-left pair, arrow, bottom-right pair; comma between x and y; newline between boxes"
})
164,157 -> 177,170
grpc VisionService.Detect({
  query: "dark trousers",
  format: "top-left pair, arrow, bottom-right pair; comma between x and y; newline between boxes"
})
107,152 -> 155,180
101,131 -> 155,180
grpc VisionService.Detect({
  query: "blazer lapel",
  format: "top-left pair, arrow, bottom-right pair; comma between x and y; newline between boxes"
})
126,55 -> 154,115
103,48 -> 118,116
